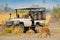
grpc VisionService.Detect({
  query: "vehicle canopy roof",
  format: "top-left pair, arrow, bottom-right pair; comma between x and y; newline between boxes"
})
15,7 -> 46,12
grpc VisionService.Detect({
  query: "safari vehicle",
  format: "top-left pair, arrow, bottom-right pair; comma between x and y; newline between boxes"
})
5,7 -> 46,33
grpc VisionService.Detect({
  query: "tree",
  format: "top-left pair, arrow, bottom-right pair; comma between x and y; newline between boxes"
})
0,5 -> 5,12
4,4 -> 13,13
4,4 -> 8,12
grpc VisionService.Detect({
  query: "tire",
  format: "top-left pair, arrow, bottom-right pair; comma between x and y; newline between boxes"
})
30,27 -> 37,33
20,24 -> 24,28
36,22 -> 44,27
24,27 -> 29,33
19,22 -> 24,31
36,22 -> 40,26
19,22 -> 24,27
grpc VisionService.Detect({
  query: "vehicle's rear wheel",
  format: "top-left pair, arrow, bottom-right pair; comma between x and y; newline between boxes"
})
36,22 -> 44,27
19,23 -> 24,28
19,23 -> 24,32
19,22 -> 24,26
36,22 -> 40,26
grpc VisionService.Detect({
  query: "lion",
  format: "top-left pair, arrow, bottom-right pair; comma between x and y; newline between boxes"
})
35,25 -> 51,38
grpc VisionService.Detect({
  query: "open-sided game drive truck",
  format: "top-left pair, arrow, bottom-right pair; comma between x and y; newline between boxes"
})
5,7 -> 46,33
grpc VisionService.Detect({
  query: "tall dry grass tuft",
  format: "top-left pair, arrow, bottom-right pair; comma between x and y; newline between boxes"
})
1,25 -> 23,34
4,26 -> 13,33
44,13 -> 51,25
12,26 -> 23,34
0,13 -> 16,24
26,28 -> 35,34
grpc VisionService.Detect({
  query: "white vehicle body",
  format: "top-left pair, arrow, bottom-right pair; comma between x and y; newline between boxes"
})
6,17 -> 45,27
34,20 -> 45,25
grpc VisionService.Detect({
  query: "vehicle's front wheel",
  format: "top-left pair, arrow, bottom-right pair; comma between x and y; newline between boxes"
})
19,23 -> 24,31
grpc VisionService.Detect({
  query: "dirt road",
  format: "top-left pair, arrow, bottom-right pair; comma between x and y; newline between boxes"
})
0,33 -> 60,40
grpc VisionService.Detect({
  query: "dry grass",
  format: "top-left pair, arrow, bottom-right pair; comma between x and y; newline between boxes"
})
12,26 -> 23,34
0,12 -> 16,24
26,28 -> 35,34
44,13 -> 51,25
0,13 -> 9,24
1,26 -> 23,34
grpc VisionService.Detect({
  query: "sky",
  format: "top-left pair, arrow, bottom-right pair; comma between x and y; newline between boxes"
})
0,0 -> 60,9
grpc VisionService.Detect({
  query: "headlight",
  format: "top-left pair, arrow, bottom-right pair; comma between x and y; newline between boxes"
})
6,21 -> 13,25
